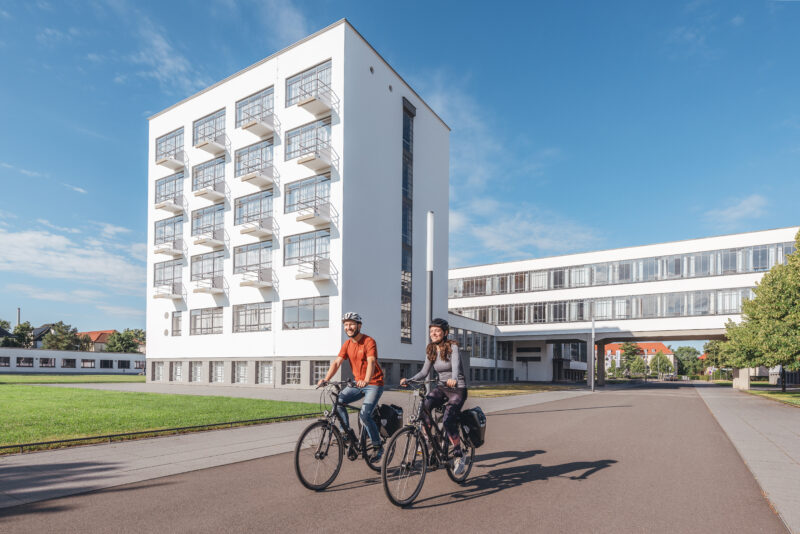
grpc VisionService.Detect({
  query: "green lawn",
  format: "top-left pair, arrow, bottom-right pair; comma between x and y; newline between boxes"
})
0,385 -> 320,450
746,390 -> 800,407
468,384 -> 574,398
0,374 -> 146,384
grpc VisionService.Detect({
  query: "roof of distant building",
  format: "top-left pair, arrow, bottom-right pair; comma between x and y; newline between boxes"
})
77,330 -> 117,344
699,353 -> 708,360
605,342 -> 674,355
32,324 -> 54,340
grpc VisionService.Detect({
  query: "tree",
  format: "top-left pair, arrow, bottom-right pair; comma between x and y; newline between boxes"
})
0,319 -> 10,331
42,322 -> 89,351
703,340 -> 726,373
721,230 -> 800,392
105,329 -> 144,353
620,342 -> 641,376
650,351 -> 674,378
629,356 -> 646,376
13,321 -> 34,348
674,346 -> 701,375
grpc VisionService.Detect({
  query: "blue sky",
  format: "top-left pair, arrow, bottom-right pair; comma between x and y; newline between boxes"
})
0,0 -> 798,339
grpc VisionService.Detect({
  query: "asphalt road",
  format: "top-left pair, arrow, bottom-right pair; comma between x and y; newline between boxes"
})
0,384 -> 787,533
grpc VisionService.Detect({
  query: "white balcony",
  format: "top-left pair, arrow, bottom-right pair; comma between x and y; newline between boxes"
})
194,135 -> 226,155
239,268 -> 273,289
193,228 -> 225,249
297,143 -> 332,171
193,276 -> 224,295
153,282 -> 184,300
239,217 -> 274,238
296,257 -> 331,281
193,182 -> 226,201
155,194 -> 184,214
154,238 -> 184,257
296,201 -> 331,227
240,113 -> 275,138
156,150 -> 184,171
297,80 -> 333,117
238,165 -> 275,188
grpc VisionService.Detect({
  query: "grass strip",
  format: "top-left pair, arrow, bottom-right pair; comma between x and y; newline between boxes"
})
0,385 -> 320,450
0,374 -> 146,384
745,390 -> 800,407
468,384 -> 573,398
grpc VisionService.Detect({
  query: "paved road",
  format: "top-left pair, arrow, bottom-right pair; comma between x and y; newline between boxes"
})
0,384 -> 786,533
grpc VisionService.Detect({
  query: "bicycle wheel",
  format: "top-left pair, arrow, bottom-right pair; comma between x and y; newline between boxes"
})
381,426 -> 427,507
445,431 -> 475,484
294,420 -> 343,491
360,427 -> 382,472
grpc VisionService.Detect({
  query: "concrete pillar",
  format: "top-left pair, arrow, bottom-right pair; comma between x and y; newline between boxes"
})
596,341 -> 606,386
733,368 -> 751,390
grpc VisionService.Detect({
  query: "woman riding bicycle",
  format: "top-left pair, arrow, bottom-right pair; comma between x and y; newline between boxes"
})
400,317 -> 468,475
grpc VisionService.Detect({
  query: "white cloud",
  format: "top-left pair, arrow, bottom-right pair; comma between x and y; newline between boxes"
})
1,162 -> 47,178
37,219 -> 81,234
7,284 -> 106,304
705,194 -> 767,228
449,209 -> 467,234
62,183 -> 88,194
0,209 -> 17,219
86,52 -> 104,63
0,8 -> 11,18
730,15 -> 745,27
97,305 -> 145,317
93,222 -> 131,239
129,243 -> 147,261
260,0 -> 310,48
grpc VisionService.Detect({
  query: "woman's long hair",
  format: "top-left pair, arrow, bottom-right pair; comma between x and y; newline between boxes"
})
426,338 -> 457,362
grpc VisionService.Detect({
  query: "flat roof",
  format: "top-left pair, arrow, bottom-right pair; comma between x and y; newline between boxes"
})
148,19 -> 450,131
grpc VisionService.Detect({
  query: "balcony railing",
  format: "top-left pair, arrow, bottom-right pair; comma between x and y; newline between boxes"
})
296,136 -> 332,171
296,256 -> 331,281
240,267 -> 273,288
236,158 -> 275,187
238,106 -> 275,137
192,228 -> 225,249
154,193 -> 185,214
154,282 -> 184,300
155,148 -> 184,170
193,181 -> 225,201
154,238 -> 184,257
193,275 -> 224,294
295,197 -> 331,226
194,125 -> 225,155
296,79 -> 333,117
239,216 -> 275,238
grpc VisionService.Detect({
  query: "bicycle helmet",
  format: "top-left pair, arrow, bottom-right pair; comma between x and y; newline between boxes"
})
341,312 -> 363,324
429,317 -> 449,333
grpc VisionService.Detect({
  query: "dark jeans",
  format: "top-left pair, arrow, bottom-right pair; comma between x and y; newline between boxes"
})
422,385 -> 467,441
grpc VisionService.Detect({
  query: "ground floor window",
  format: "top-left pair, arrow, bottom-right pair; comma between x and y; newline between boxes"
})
118,360 -> 130,369
311,361 -> 328,384
0,357 -> 9,367
100,360 -> 114,369
153,361 -> 164,381
283,361 -> 301,385
40,358 -> 56,368
171,361 -> 182,381
82,359 -> 95,368
134,360 -> 146,369
62,358 -> 76,368
210,361 -> 224,383
233,361 -> 248,384
189,361 -> 202,382
17,357 -> 33,367
257,361 -> 273,384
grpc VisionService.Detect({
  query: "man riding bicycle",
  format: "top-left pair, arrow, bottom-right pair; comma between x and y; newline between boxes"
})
317,312 -> 385,461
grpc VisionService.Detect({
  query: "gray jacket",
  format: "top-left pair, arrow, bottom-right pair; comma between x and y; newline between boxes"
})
410,344 -> 466,388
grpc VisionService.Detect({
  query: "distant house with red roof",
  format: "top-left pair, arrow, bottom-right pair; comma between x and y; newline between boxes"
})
76,330 -> 117,352
605,342 -> 677,373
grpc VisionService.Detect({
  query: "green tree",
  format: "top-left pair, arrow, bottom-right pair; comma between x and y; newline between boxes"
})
703,340 -> 726,372
0,319 -> 10,331
13,321 -> 34,348
721,230 -> 800,392
620,342 -> 641,376
629,356 -> 646,376
42,322 -> 90,351
105,329 -> 144,353
674,346 -> 701,375
608,358 -> 617,379
650,351 -> 674,378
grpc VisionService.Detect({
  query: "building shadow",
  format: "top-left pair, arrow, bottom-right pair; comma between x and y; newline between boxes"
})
489,405 -> 631,417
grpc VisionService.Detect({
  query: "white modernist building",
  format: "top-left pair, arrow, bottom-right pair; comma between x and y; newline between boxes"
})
447,226 -> 799,384
146,20 -> 449,387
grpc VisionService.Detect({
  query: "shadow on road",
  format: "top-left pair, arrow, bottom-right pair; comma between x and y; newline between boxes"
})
474,449 -> 546,468
489,405 -> 631,417
0,462 -> 122,493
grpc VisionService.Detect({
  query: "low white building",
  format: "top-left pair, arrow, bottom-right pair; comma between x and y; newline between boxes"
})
0,348 -> 145,374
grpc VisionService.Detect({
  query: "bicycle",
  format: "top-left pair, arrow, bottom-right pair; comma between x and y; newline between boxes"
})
294,379 -> 399,491
380,379 -> 476,507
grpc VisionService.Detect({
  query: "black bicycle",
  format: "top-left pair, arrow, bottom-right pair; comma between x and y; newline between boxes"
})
380,379 -> 476,507
294,379 -> 402,491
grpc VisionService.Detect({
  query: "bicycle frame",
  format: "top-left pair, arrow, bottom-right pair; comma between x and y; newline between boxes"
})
319,380 -> 370,457
406,380 -> 451,464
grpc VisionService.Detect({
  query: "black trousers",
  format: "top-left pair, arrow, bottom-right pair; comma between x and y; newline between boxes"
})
422,385 -> 467,441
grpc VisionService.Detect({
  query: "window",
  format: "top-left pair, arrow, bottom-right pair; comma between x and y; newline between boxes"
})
118,360 -> 131,369
640,295 -> 658,318
233,361 -> 248,384
592,264 -> 609,285
100,360 -> 114,369
717,290 -> 741,314
154,259 -> 182,287
312,361 -> 329,384
615,298 -> 630,319
233,302 -> 272,332
61,358 -> 76,368
193,109 -> 225,145
40,358 -> 55,368
284,175 -> 330,213
189,361 -> 202,382
156,128 -> 183,161
191,250 -> 224,280
664,256 -> 682,279
192,156 -> 225,191
693,252 -> 712,277
155,173 -> 184,204
153,361 -> 164,381
594,299 -> 612,320
721,249 -> 738,274
81,359 -> 96,368
286,60 -> 331,106
236,87 -> 274,126
191,203 -> 224,235
665,294 -> 684,317
551,269 -> 565,289
569,301 -> 585,321
641,258 -> 658,281
530,271 -> 548,290
570,267 -> 588,287
15,357 -> 32,367
134,360 -> 146,369
0,357 -> 9,367
235,190 -> 273,225
155,215 -> 183,245
257,361 -> 273,384
514,272 -> 527,292
532,302 -> 546,323
235,140 -> 273,176
209,361 -> 224,383
752,245 -> 769,271
285,118 -> 331,160
283,297 -> 329,329
284,361 -> 301,385
284,229 -> 330,265
617,261 -> 633,283
234,241 -> 272,273
170,361 -> 182,381
550,302 -> 566,322
692,291 -> 711,315
172,312 -> 182,336
190,307 -> 223,335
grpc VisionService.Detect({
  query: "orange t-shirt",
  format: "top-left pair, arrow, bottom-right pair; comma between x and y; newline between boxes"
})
338,334 -> 383,386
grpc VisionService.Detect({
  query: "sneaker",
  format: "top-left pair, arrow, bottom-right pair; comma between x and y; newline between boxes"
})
453,457 -> 467,476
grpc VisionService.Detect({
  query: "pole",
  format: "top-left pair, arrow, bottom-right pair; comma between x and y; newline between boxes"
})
590,318 -> 595,392
17,307 -> 21,328
426,211 -> 434,395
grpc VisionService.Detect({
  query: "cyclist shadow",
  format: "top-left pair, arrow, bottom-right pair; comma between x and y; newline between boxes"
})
473,449 -> 546,468
408,458 -> 618,509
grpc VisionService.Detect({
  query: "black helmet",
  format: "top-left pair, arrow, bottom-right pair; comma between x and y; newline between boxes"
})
429,318 -> 449,333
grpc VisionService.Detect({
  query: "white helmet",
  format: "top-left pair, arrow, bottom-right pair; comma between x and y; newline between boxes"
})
341,312 -> 363,324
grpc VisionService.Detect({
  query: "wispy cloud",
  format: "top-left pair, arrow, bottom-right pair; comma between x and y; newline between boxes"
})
705,194 -> 767,229
35,26 -> 80,45
0,8 -> 11,18
6,284 -> 105,304
97,305 -> 145,317
1,161 -> 47,178
260,0 -> 310,48
37,219 -> 81,234
62,183 -> 88,194
93,222 -> 131,239
86,52 -> 104,63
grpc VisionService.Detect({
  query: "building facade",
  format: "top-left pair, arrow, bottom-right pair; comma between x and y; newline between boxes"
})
448,226 -> 798,383
146,20 -> 449,387
0,347 -> 145,374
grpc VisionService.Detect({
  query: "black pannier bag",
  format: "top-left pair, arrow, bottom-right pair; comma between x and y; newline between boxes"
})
377,404 -> 404,438
460,406 -> 486,448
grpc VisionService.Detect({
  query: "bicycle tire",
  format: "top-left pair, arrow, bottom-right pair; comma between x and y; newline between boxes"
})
381,426 -> 427,507
445,430 -> 475,484
360,427 -> 382,472
294,420 -> 343,491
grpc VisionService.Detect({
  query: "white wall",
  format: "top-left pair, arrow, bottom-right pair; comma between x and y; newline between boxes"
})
0,348 -> 144,374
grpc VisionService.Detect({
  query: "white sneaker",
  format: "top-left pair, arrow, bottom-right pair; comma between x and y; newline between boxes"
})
453,457 -> 467,476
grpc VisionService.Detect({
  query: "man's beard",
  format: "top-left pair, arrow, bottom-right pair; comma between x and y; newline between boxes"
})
347,326 -> 361,338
